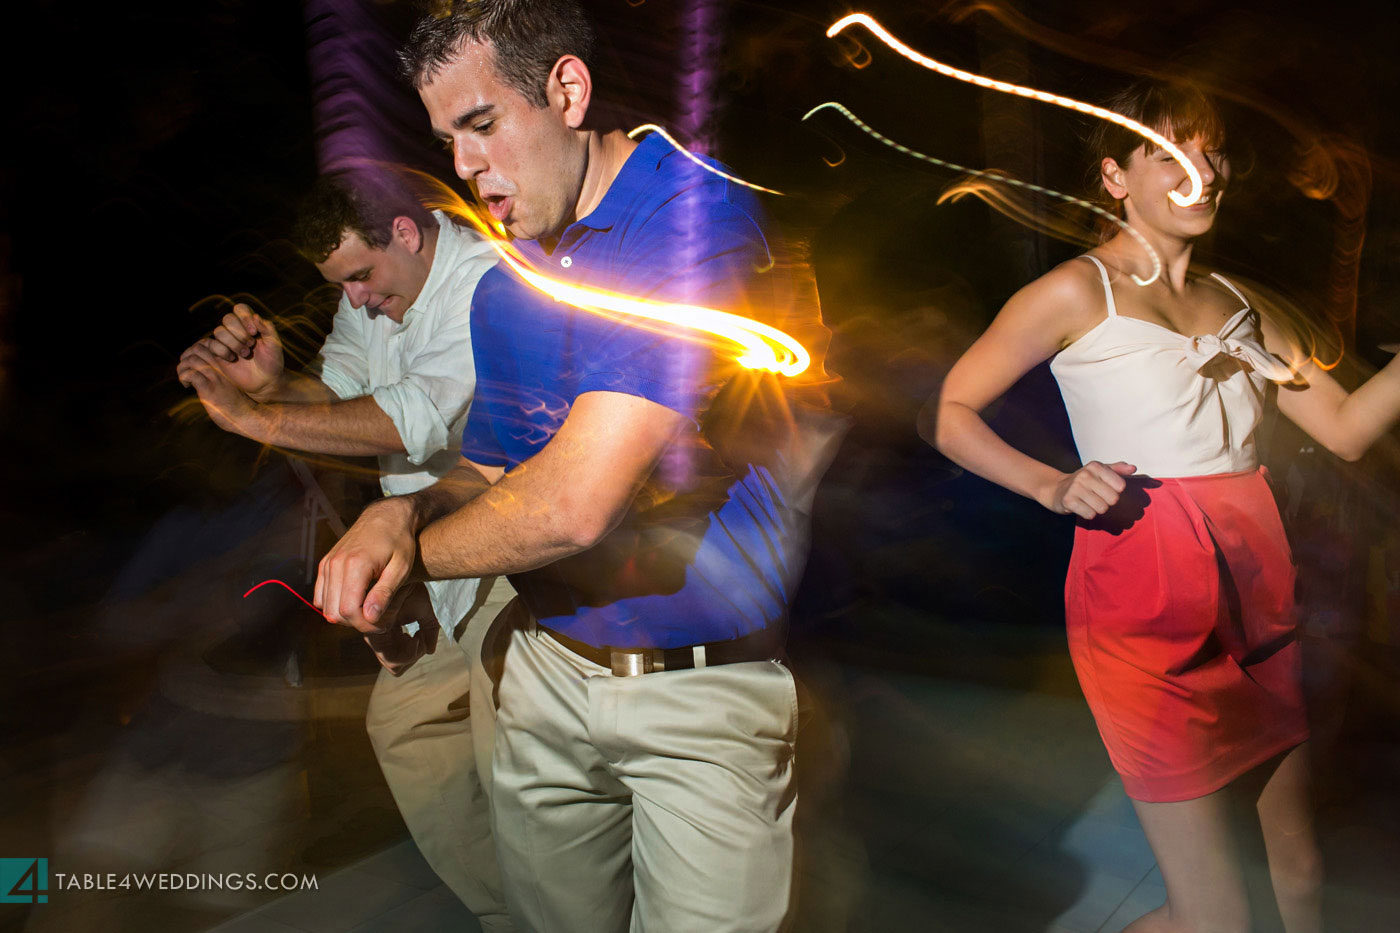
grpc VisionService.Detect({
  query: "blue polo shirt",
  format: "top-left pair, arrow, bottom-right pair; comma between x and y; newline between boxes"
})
461,132 -> 807,648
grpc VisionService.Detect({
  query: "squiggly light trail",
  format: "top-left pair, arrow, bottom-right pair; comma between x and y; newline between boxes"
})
803,101 -> 1164,286
626,125 -> 785,196
827,12 -> 1205,209
245,578 -> 331,621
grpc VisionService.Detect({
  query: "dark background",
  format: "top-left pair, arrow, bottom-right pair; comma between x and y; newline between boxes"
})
5,0 -> 1400,648
3,0 -> 1400,930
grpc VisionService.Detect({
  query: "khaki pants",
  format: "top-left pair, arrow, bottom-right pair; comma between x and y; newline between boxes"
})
366,577 -> 517,932
491,603 -> 799,932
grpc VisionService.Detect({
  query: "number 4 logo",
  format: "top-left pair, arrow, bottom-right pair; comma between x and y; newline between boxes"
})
1,859 -> 48,904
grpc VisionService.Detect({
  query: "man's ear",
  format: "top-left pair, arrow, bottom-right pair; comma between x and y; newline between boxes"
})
549,55 -> 592,130
1101,156 -> 1129,201
391,215 -> 423,253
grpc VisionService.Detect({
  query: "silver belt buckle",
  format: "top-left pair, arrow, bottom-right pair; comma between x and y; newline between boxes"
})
610,648 -> 656,677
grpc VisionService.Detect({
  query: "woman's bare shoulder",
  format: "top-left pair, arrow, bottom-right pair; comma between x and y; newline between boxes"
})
993,255 -> 1107,344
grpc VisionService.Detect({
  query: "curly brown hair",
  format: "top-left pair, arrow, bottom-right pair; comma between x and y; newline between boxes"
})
290,172 -> 437,264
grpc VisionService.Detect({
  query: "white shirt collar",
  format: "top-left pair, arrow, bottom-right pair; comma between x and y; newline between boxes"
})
403,209 -> 463,325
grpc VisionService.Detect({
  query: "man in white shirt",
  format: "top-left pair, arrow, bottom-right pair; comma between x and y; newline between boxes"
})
177,172 -> 514,931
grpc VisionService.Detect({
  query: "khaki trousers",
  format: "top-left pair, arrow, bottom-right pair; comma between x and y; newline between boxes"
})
366,576 -> 518,932
491,604 -> 799,933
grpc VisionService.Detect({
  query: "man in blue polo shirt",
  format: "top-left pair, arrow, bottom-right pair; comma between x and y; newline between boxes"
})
314,2 -> 826,929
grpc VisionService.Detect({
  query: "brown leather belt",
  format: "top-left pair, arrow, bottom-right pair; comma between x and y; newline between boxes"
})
539,624 -> 783,677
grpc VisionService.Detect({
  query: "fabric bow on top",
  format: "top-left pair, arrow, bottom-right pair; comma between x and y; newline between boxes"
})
1183,308 -> 1295,383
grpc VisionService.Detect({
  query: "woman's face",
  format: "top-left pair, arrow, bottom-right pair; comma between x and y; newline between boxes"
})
1105,134 -> 1231,239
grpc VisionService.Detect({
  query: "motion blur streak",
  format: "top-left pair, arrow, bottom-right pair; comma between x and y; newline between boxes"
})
802,101 -> 1163,286
244,578 -> 330,621
945,0 -> 1373,347
627,124 -> 785,195
413,172 -> 811,377
826,13 -> 1205,209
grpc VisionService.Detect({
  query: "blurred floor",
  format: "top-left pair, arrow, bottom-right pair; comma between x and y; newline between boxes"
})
4,496 -> 1398,931
212,635 -> 1400,930
208,655 -> 1143,933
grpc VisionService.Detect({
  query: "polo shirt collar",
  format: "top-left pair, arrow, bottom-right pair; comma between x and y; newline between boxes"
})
571,133 -> 671,232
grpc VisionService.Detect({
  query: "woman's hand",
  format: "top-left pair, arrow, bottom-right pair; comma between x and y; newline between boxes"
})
1041,461 -> 1137,519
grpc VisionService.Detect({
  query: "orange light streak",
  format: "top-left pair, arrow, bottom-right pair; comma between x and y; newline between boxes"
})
826,13 -> 1205,208
627,124 -> 785,196
493,244 -> 809,376
419,176 -> 810,377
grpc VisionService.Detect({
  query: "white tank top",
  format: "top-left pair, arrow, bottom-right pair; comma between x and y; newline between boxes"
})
1049,255 -> 1295,478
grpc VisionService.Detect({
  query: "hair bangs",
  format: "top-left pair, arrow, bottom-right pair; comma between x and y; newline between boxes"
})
1138,84 -> 1226,155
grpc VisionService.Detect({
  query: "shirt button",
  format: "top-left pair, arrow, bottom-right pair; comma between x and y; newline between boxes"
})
560,256 -> 573,268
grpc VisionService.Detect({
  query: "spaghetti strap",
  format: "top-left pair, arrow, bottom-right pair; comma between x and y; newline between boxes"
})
1210,272 -> 1252,309
1082,255 -> 1118,318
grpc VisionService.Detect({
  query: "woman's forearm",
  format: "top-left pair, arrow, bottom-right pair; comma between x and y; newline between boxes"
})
1281,352 -> 1400,462
1332,354 -> 1400,461
934,400 -> 1067,510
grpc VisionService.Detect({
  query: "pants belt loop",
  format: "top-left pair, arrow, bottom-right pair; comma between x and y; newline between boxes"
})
692,645 -> 707,669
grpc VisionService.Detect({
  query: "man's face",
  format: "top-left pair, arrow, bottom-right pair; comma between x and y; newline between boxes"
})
419,41 -> 586,241
315,227 -> 429,324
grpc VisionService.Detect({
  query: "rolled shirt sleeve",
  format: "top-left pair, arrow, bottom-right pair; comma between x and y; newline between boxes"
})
306,253 -> 483,466
312,298 -> 372,399
371,377 -> 458,466
371,296 -> 478,464
314,301 -> 457,463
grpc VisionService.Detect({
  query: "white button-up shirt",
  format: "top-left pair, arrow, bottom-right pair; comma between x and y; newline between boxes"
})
314,211 -> 498,634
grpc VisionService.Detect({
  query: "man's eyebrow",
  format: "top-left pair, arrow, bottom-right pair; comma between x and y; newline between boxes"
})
451,104 -> 496,130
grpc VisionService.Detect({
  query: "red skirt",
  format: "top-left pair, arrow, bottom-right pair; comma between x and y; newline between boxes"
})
1065,467 -> 1309,802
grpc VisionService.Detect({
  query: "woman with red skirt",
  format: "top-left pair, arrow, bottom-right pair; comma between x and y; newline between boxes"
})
930,78 -> 1400,932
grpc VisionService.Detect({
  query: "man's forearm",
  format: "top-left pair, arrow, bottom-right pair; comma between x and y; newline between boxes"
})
252,369 -> 339,405
240,395 -> 407,455
399,464 -> 528,580
403,463 -> 494,532
418,476 -> 589,580
415,393 -> 682,581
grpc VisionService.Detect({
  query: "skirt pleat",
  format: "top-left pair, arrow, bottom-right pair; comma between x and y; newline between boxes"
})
1065,467 -> 1309,802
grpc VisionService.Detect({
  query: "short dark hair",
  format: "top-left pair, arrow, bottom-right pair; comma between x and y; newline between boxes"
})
399,0 -> 596,107
291,172 -> 438,264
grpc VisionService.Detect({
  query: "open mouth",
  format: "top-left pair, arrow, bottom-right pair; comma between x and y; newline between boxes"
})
483,194 -> 513,223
